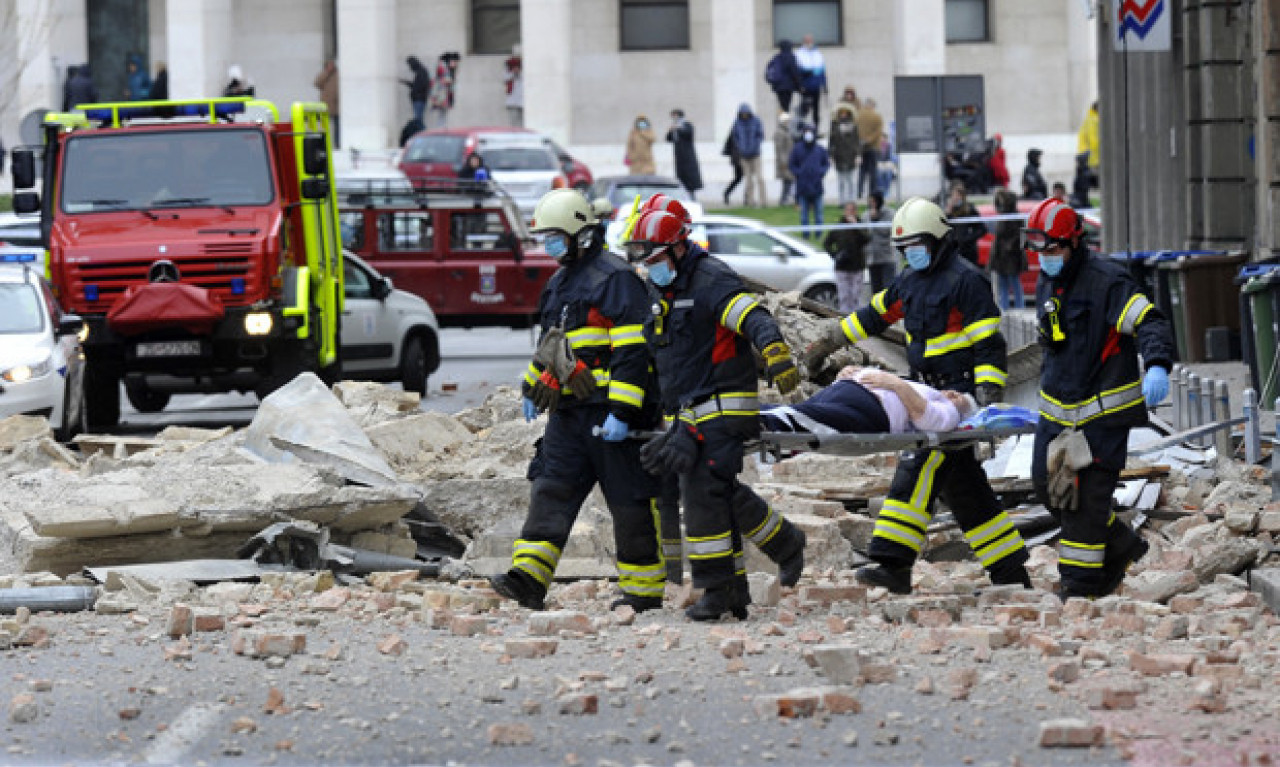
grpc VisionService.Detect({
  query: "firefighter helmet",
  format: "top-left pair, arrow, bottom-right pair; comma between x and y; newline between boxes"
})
891,197 -> 951,245
1022,198 -> 1081,251
624,210 -> 685,263
530,189 -> 596,236
638,193 -> 692,227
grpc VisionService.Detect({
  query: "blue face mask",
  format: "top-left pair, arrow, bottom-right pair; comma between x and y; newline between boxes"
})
647,260 -> 676,286
544,233 -> 569,261
904,245 -> 931,271
1040,254 -> 1065,277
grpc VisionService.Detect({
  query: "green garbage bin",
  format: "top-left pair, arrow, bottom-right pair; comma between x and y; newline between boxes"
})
1242,269 -> 1280,405
1159,252 -> 1246,363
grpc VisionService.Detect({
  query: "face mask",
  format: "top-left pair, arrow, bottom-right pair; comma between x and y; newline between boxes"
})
803,132 -> 815,143
904,245 -> 931,271
637,120 -> 649,129
647,260 -> 676,287
1040,254 -> 1065,277
544,233 -> 570,261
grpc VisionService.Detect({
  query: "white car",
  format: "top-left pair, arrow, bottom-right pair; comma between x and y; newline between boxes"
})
475,137 -> 567,221
0,259 -> 86,439
692,214 -> 839,308
340,252 -> 441,395
0,214 -> 44,268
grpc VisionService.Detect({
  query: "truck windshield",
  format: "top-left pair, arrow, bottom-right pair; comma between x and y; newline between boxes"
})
60,128 -> 275,213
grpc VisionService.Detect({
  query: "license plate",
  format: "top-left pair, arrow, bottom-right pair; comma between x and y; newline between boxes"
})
135,340 -> 202,358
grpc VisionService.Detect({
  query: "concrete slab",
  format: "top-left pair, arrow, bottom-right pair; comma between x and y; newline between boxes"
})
1249,568 -> 1280,615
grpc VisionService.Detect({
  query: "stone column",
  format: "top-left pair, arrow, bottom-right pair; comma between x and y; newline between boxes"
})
892,0 -> 945,75
165,0 -> 232,100
709,0 -> 756,153
337,0 -> 397,153
1257,0 -> 1280,259
522,0 -> 572,145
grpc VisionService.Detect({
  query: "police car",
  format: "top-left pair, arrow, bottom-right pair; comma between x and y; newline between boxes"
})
340,251 -> 441,395
0,254 -> 87,439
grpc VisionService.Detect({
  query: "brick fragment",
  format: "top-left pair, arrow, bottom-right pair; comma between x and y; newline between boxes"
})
1169,594 -> 1203,614
1085,686 -> 1138,710
230,716 -> 257,733
192,610 -> 225,632
263,686 -> 290,715
1047,660 -> 1081,684
488,722 -> 534,746
377,634 -> 407,656
800,585 -> 867,606
911,608 -> 953,628
861,663 -> 898,684
810,644 -> 862,685
754,691 -> 820,718
118,707 -> 140,720
1061,598 -> 1099,620
527,611 -> 593,636
310,587 -> 350,611
504,638 -> 558,659
367,570 -> 419,592
1153,615 -> 1190,640
993,605 -> 1041,624
1025,633 -> 1063,657
8,694 -> 37,724
817,687 -> 861,714
231,630 -> 306,658
1127,651 -> 1197,677
13,625 -> 49,648
1038,719 -> 1104,748
449,615 -> 488,637
166,603 -> 193,638
557,694 -> 598,715
720,638 -> 745,658
945,667 -> 978,700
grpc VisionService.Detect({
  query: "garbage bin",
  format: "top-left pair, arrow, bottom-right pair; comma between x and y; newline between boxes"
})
1240,265 -> 1280,404
1158,251 -> 1246,363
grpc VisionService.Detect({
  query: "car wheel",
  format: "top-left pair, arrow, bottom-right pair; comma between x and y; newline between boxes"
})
400,335 -> 430,396
125,380 -> 171,413
84,361 -> 121,431
804,284 -> 840,311
55,378 -> 82,442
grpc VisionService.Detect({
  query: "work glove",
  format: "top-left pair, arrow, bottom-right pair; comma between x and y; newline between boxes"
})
1045,428 -> 1092,512
564,359 -> 597,401
522,396 -> 539,423
975,383 -> 1004,407
535,324 -> 594,399
643,417 -> 701,476
639,429 -> 672,475
1142,366 -> 1169,407
761,341 -> 801,395
528,368 -> 561,413
597,413 -> 629,442
800,319 -> 849,374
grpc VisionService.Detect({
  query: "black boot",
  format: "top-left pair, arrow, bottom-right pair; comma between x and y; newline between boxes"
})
489,570 -> 546,611
855,564 -> 912,595
686,585 -> 749,621
989,563 -> 1033,589
777,528 -> 806,588
610,594 -> 663,613
1098,536 -> 1150,597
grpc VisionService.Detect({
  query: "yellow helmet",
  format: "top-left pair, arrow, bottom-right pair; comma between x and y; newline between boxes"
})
530,189 -> 596,236
891,196 -> 951,245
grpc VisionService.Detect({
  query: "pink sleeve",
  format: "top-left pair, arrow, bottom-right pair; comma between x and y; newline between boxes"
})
911,388 -> 960,432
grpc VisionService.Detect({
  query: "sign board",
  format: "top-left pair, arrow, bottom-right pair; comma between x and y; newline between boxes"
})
893,75 -> 985,155
1113,0 -> 1171,52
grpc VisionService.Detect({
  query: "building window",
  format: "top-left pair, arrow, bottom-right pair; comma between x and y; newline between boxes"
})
772,1 -> 842,47
620,0 -> 690,51
472,0 -> 520,55
946,0 -> 990,43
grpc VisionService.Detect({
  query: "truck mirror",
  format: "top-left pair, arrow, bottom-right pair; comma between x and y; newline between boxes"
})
301,178 -> 330,200
11,149 -> 36,189
373,276 -> 393,300
12,192 -> 40,214
302,135 -> 328,176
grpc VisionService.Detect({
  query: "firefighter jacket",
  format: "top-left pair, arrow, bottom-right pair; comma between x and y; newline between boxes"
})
649,243 -> 785,421
836,238 -> 1007,394
521,241 -> 658,425
1035,250 -> 1175,430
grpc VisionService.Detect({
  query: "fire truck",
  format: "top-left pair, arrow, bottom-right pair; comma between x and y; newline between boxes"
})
8,97 -> 343,429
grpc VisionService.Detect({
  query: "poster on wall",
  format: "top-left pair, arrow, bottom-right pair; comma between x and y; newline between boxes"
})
1113,0 -> 1171,52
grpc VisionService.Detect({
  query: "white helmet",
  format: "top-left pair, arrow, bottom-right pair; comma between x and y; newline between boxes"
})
530,189 -> 596,236
891,196 -> 951,245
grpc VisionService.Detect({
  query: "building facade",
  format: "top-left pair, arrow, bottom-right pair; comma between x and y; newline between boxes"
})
1,0 -> 1097,196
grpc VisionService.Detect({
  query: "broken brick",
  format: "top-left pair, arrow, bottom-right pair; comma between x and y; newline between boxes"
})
527,611 -> 593,636
488,722 -> 534,746
1037,719 -> 1105,748
504,639 -> 558,659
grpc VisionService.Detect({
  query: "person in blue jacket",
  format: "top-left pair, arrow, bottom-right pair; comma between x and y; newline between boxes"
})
788,125 -> 830,239
125,54 -> 151,101
730,104 -> 766,207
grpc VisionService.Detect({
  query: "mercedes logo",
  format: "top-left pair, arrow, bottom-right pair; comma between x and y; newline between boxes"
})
148,259 -> 181,283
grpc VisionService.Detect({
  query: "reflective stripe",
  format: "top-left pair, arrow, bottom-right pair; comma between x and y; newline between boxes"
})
514,538 -> 561,561
690,392 -> 760,421
840,313 -> 868,343
965,316 -> 1001,344
1117,294 -> 1152,335
608,380 -> 645,407
871,290 -> 889,315
673,299 -> 695,309
686,532 -> 733,558
746,505 -> 783,547
1058,540 -> 1105,568
567,327 -> 610,348
523,363 -> 539,386
880,500 -> 932,531
964,512 -> 1015,550
908,450 -> 945,511
965,512 -> 1025,566
734,551 -> 746,575
661,540 -> 684,558
618,579 -> 665,597
974,530 -> 1025,567
873,519 -> 926,552
514,559 -> 554,585
618,561 -> 667,581
923,316 -> 1001,358
512,537 -> 561,586
974,364 -> 1008,386
609,323 -> 646,347
720,294 -> 759,333
1039,380 -> 1144,427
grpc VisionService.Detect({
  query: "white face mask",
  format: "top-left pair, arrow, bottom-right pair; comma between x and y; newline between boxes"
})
803,132 -> 815,143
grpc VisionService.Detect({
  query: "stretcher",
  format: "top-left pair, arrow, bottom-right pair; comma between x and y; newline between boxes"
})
746,425 -> 1039,459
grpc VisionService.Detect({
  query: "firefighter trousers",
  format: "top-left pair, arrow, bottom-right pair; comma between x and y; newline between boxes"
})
869,445 -> 1029,579
512,406 -> 664,599
678,418 -> 751,591
656,473 -> 684,582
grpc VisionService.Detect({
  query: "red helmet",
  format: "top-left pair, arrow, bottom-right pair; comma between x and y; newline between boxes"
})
638,193 -> 692,227
1022,199 -> 1081,251
624,210 -> 685,263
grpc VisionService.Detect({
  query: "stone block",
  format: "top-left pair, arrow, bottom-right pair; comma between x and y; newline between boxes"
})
487,722 -> 534,746
748,573 -> 781,607
1249,568 -> 1280,617
449,615 -> 489,636
365,412 -> 474,467
24,499 -> 183,540
527,611 -> 593,636
504,638 -> 558,658
1128,652 -> 1197,677
557,693 -> 598,715
810,644 -> 863,685
1123,569 -> 1200,604
1085,686 -> 1138,710
1153,615 -> 1190,640
232,630 -> 306,658
166,603 -> 194,638
1038,719 -> 1104,748
366,570 -> 419,592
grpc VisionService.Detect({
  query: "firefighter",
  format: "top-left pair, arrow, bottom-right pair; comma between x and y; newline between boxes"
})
802,196 -> 1032,594
1023,199 -> 1174,598
489,189 -> 666,612
625,208 -> 806,621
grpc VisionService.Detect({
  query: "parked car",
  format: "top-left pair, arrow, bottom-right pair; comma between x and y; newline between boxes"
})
0,258 -> 85,440
337,176 -> 556,328
590,175 -> 703,221
692,214 -> 838,308
479,138 -> 570,221
398,127 -> 593,192
974,201 -> 1102,302
340,251 -> 441,395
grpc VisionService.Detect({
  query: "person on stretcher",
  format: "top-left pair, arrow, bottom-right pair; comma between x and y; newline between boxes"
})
761,366 -> 977,435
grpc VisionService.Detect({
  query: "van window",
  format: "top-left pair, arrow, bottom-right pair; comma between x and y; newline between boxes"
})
450,212 -> 507,251
377,211 -> 434,251
404,135 -> 467,164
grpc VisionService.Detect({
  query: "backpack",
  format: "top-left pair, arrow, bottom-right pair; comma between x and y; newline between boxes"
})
765,55 -> 787,91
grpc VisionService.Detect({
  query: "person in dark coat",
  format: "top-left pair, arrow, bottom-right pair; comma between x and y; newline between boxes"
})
147,62 -> 168,101
401,56 -> 431,126
1022,148 -> 1048,200
943,181 -> 983,266
788,124 -> 830,240
764,40 -> 804,113
125,53 -> 151,101
223,65 -> 254,97
988,187 -> 1027,310
64,65 -> 99,110
721,130 -> 743,206
666,109 -> 702,198
824,201 -> 870,313
828,102 -> 860,204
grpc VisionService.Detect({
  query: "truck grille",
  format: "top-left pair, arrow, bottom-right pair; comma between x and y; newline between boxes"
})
72,254 -> 258,307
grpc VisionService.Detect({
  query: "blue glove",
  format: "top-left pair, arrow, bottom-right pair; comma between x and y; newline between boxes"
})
598,413 -> 629,442
522,397 -> 539,422
1142,366 -> 1169,407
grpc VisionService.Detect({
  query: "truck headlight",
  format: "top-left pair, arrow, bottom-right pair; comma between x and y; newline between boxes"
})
245,312 -> 274,336
2,355 -> 53,383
